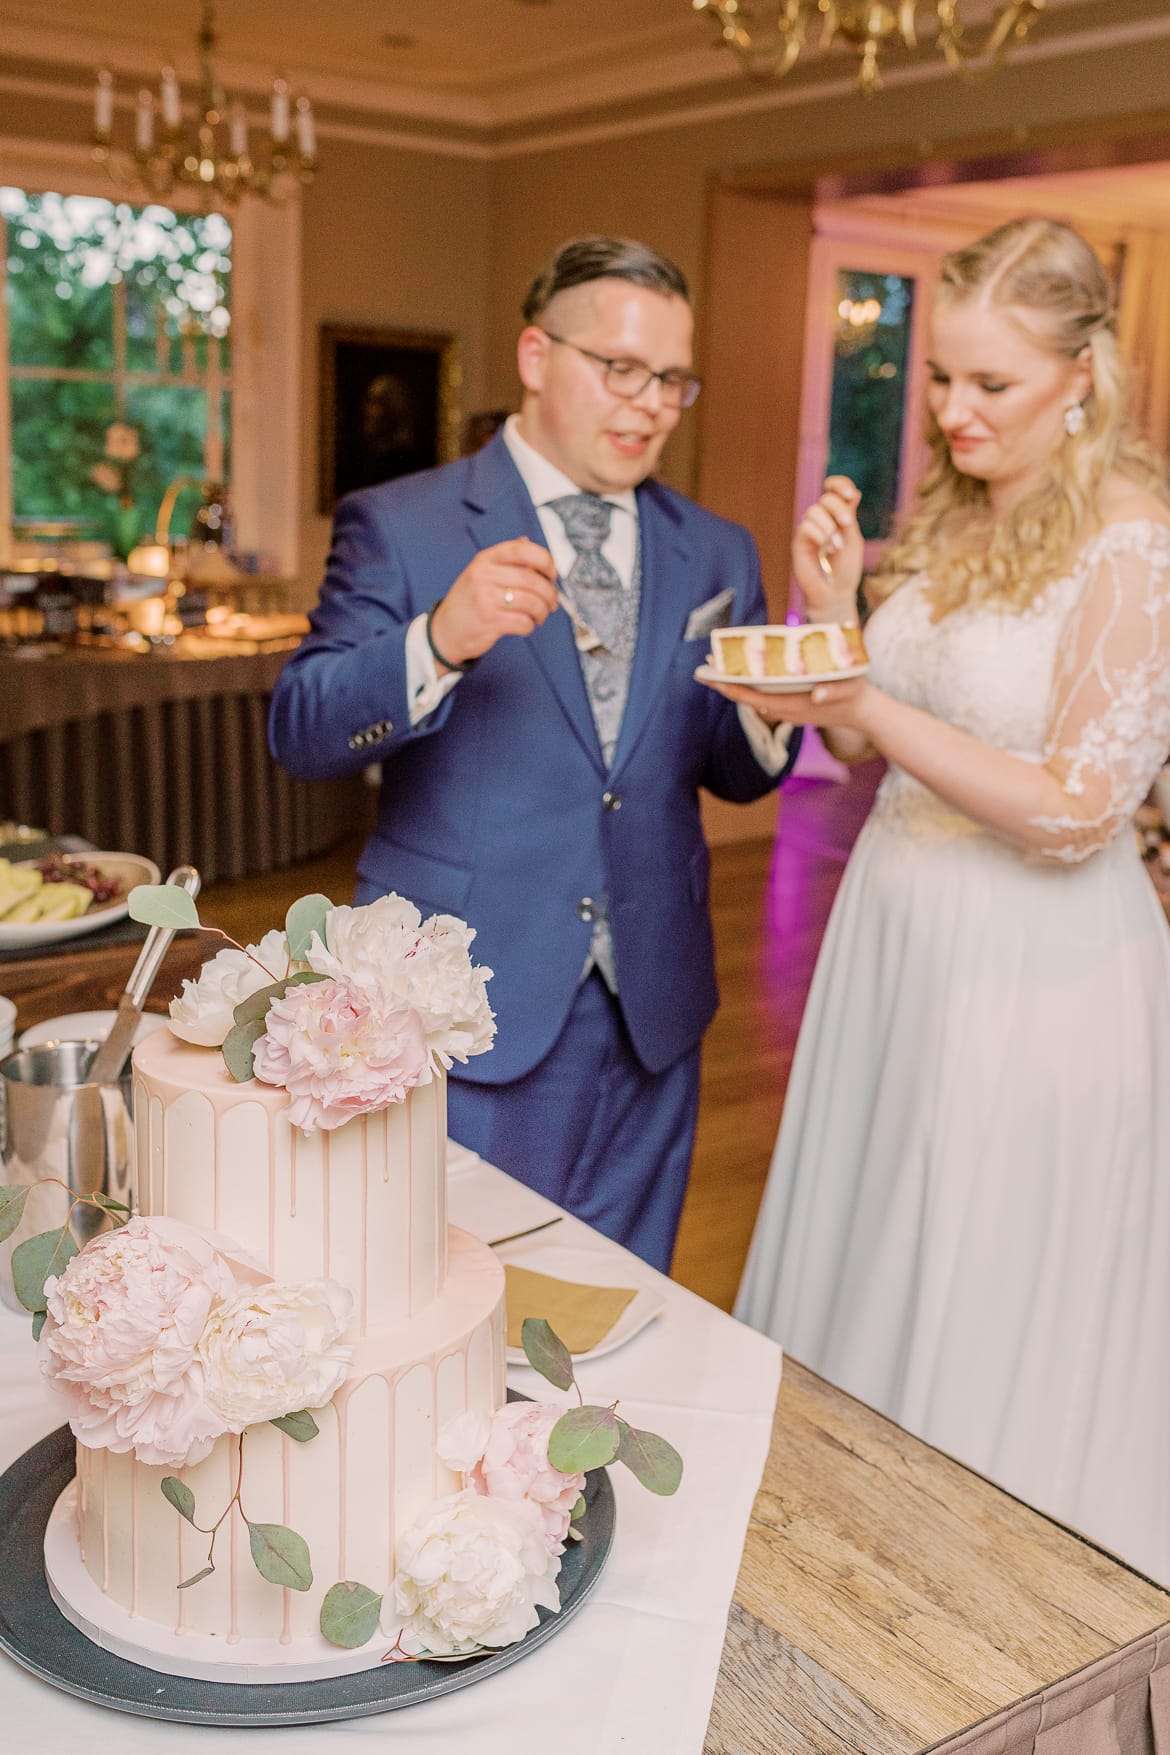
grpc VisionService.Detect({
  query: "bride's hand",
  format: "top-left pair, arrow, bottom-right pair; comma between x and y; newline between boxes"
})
794,477 -> 865,621
700,674 -> 874,730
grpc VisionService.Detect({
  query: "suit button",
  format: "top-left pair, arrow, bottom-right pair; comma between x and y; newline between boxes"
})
602,790 -> 621,812
576,898 -> 595,923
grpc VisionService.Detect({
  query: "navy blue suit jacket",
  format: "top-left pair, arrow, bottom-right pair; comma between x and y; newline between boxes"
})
269,433 -> 800,1083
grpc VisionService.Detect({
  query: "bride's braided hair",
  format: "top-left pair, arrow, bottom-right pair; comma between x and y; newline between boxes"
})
871,217 -> 1167,618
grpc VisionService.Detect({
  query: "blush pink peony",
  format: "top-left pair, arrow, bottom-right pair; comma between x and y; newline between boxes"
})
438,1402 -> 586,1556
42,1216 -> 265,1468
251,974 -> 429,1132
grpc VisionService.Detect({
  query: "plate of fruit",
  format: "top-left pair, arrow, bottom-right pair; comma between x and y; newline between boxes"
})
0,851 -> 160,950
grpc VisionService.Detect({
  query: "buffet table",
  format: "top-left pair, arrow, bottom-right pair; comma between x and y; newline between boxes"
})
0,644 -> 364,885
2,948 -> 1169,1753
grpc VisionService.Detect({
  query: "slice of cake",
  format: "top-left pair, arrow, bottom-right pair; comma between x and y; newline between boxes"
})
712,631 -> 750,676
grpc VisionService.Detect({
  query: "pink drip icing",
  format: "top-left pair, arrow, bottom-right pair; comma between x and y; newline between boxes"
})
382,1104 -> 390,1183
212,1104 -> 221,1226
129,1458 -> 139,1617
176,1464 -> 187,1634
101,1447 -> 110,1590
290,1125 -> 297,1218
386,1384 -> 396,1590
281,1432 -> 292,1645
360,1124 -> 368,1335
336,1384 -> 351,1579
322,1127 -> 331,1279
406,1099 -> 413,1314
227,1436 -> 241,1644
267,1123 -> 277,1273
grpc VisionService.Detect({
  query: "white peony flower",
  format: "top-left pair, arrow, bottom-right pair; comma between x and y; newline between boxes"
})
307,896 -> 495,1071
169,929 -> 289,1047
198,1277 -> 353,1429
393,1490 -> 560,1656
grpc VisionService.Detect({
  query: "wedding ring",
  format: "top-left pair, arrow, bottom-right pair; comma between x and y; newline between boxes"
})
504,589 -> 515,606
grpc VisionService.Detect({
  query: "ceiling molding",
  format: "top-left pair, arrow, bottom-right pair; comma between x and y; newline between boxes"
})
1,3 -> 1167,166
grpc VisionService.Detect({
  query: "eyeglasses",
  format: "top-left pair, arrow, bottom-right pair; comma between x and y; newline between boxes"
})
539,330 -> 702,409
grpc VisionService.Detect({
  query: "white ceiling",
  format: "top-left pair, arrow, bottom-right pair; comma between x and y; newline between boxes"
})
0,0 -> 1155,135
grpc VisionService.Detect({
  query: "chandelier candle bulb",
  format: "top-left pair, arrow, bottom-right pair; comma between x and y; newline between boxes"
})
160,67 -> 181,132
135,92 -> 154,153
295,97 -> 316,161
93,71 -> 114,137
229,102 -> 248,158
271,79 -> 290,143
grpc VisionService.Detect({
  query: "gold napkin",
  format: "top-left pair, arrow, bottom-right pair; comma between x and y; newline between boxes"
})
504,1264 -> 637,1355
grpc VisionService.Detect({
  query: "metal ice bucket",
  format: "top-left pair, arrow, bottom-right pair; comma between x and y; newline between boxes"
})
0,1040 -> 133,1314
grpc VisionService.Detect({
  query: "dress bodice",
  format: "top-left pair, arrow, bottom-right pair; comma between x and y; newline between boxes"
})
863,519 -> 1170,854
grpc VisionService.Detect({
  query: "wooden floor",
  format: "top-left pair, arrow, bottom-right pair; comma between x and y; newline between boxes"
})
198,765 -> 882,1312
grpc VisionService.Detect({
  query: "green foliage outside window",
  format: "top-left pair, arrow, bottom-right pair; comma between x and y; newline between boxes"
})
827,270 -> 915,543
2,188 -> 231,551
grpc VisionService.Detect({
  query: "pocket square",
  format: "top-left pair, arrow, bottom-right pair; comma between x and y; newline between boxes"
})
684,588 -> 736,642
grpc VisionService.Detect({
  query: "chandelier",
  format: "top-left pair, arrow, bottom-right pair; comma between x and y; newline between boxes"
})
91,1 -> 317,209
693,0 -> 1046,95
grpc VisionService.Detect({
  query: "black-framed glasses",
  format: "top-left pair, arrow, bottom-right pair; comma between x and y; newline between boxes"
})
540,330 -> 702,409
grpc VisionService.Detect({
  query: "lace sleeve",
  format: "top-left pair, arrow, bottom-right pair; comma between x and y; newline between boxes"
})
1031,521 -> 1170,862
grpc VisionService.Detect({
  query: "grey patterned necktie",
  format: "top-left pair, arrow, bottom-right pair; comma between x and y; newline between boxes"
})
547,494 -> 633,661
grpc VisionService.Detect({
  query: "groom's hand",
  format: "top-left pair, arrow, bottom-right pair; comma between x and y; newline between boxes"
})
430,538 -> 559,672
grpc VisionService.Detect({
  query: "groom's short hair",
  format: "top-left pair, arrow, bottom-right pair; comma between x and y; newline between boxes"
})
522,236 -> 690,324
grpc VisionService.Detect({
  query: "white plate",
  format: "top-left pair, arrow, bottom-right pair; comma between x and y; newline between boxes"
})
502,1243 -> 667,1365
18,1010 -> 169,1050
694,660 -> 869,694
0,851 -> 160,950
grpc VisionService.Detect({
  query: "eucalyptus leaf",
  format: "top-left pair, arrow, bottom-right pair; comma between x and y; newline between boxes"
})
270,1409 -> 320,1443
178,1565 -> 215,1591
615,1420 -> 684,1496
31,1309 -> 46,1342
248,1521 -> 313,1592
12,1225 -> 78,1313
547,1404 -> 620,1474
569,1494 -> 587,1522
232,971 -> 329,1030
91,1192 -> 131,1217
285,894 -> 334,961
319,1580 -> 383,1649
520,1317 -> 575,1393
0,1185 -> 28,1243
221,1017 -> 268,1083
128,884 -> 200,931
161,1476 -> 197,1525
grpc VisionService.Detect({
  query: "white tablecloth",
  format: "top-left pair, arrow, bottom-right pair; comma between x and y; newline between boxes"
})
0,1146 -> 782,1753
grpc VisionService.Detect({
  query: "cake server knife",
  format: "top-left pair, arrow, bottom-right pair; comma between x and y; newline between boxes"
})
86,864 -> 201,1087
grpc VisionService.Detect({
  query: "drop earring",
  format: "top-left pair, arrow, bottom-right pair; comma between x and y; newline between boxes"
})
1064,403 -> 1087,437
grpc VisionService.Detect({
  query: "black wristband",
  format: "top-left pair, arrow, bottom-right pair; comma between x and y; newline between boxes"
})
425,598 -> 477,673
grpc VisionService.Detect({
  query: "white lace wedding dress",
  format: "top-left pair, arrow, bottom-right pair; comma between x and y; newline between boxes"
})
736,519 -> 1170,1583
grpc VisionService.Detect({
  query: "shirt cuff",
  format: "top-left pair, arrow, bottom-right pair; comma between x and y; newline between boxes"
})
406,612 -> 462,726
738,703 -> 793,774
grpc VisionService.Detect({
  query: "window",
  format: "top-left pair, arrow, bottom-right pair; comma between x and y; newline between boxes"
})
2,187 -> 231,556
827,270 -> 915,543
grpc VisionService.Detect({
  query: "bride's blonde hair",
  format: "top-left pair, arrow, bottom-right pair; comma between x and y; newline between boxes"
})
871,217 -> 1167,617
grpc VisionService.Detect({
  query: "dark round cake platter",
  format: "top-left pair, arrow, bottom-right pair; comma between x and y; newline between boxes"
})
0,1415 -> 615,1727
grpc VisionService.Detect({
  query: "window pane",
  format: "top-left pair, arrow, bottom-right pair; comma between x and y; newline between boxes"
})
122,206 -> 232,374
827,270 -> 915,542
124,384 -> 225,535
2,189 -> 116,370
10,376 -> 116,526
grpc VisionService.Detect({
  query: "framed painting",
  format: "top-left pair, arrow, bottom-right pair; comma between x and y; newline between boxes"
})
317,325 -> 461,511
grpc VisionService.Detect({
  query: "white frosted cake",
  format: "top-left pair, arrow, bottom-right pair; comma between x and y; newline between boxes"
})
39,892 -> 509,1682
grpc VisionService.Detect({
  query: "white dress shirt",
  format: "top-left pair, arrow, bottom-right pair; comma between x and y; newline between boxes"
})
405,415 -> 790,773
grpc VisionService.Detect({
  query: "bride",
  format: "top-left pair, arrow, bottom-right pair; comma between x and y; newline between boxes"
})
705,217 -> 1170,1583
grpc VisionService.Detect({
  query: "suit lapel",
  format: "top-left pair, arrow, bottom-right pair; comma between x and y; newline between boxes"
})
463,438 -> 604,775
610,482 -> 690,779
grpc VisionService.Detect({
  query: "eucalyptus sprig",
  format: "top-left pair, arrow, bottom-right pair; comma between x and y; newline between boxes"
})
521,1317 -> 684,1496
161,1425 -> 317,1593
0,1179 -> 131,1339
127,885 -> 336,1083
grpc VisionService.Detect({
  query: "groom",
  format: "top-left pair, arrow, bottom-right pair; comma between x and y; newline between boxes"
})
269,236 -> 799,1271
